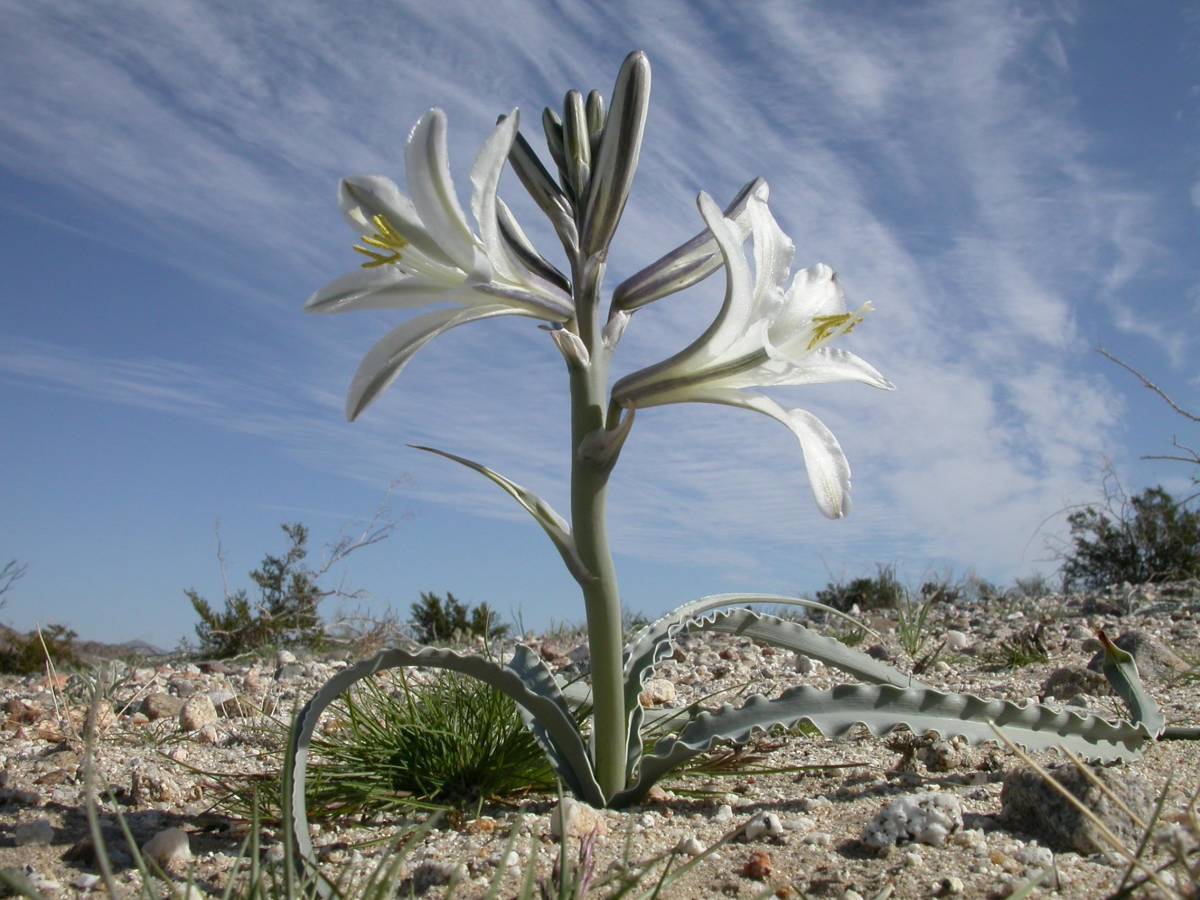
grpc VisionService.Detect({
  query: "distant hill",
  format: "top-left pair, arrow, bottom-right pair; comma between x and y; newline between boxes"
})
0,623 -> 168,665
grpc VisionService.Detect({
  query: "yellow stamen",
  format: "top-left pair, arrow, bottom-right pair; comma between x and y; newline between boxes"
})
353,214 -> 408,269
806,304 -> 871,351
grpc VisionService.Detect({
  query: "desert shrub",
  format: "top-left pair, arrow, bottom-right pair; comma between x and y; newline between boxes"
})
1012,572 -> 1055,599
409,591 -> 509,644
187,523 -> 326,658
815,563 -> 907,612
0,623 -> 81,674
1061,486 -> 1200,591
918,578 -> 962,604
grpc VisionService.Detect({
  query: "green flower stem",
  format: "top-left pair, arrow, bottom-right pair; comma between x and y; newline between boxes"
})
569,255 -> 626,801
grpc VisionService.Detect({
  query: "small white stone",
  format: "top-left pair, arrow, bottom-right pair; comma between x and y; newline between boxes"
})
676,836 -> 705,856
1014,843 -> 1053,869
14,818 -> 54,846
500,850 -> 520,868
783,815 -> 815,833
945,630 -> 972,652
142,827 -> 192,873
862,791 -> 964,850
713,804 -> 734,824
276,649 -> 297,665
801,796 -> 833,812
794,653 -> 817,675
71,873 -> 101,891
744,812 -> 785,841
803,831 -> 833,846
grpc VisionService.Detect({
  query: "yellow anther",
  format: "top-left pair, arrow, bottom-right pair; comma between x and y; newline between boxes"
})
353,214 -> 408,269
806,307 -> 869,351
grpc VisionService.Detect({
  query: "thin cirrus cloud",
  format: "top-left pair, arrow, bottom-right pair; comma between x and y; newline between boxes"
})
0,0 -> 1191,609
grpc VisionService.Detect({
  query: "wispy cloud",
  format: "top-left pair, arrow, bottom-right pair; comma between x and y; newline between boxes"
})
1,0 -> 1189,597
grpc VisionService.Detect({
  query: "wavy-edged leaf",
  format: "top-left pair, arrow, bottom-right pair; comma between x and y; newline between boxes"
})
623,593 -> 882,708
611,682 -> 1155,807
285,644 -> 604,875
410,445 -> 594,585
620,599 -> 900,788
1098,629 -> 1166,738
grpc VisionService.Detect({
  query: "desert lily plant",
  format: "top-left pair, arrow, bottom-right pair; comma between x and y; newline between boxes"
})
288,51 -> 1165,874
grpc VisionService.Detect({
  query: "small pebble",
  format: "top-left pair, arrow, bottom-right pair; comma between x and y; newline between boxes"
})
937,876 -> 965,895
742,849 -> 771,880
744,811 -> 785,841
713,803 -> 734,824
141,827 -> 192,873
71,873 -> 101,891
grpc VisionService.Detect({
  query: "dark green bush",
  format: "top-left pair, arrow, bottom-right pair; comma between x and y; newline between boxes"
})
0,623 -> 81,674
187,523 -> 326,658
815,563 -> 907,612
1061,486 -> 1200,591
409,591 -> 509,644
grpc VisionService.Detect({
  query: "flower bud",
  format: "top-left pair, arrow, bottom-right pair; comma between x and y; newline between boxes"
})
581,51 -> 651,259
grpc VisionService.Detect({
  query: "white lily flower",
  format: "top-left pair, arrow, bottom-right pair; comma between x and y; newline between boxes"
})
306,108 -> 574,420
612,183 -> 894,518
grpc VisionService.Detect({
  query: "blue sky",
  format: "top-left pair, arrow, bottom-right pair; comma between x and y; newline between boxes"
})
1,1 -> 1197,648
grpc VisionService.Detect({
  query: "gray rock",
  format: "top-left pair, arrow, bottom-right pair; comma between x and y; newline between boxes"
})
1086,629 -> 1187,679
276,649 -> 297,666
14,818 -> 53,846
275,663 -> 305,681
142,692 -> 184,721
1040,666 -> 1106,702
179,694 -> 218,731
1001,763 -> 1155,853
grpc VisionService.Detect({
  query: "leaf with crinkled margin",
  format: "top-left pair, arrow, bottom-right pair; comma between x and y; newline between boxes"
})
285,645 -> 604,879
619,596 -> 896,789
622,595 -> 886,729
411,445 -> 594,585
1098,629 -> 1166,738
610,682 -> 1156,807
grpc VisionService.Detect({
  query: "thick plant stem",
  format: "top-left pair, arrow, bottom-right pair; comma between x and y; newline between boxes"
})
569,255 -> 627,801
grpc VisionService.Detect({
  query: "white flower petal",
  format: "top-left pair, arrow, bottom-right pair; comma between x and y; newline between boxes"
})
405,109 -> 479,273
470,110 -> 520,281
748,189 -> 794,320
753,346 -> 895,390
339,176 -> 460,275
305,267 -> 465,314
691,191 -> 755,365
345,304 -> 540,421
640,386 -> 852,519
770,263 -> 847,339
